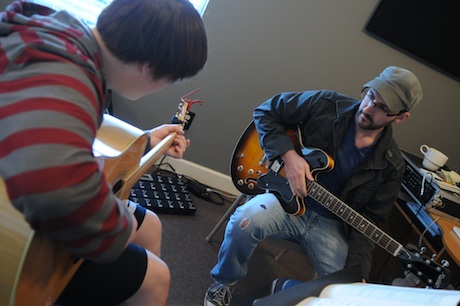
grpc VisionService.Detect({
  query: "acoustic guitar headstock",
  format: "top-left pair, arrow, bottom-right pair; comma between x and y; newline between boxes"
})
172,88 -> 203,130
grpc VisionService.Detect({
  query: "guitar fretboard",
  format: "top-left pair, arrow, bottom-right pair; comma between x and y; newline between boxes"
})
307,181 -> 403,257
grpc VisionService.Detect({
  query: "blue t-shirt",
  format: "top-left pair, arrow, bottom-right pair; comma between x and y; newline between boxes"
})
306,119 -> 375,218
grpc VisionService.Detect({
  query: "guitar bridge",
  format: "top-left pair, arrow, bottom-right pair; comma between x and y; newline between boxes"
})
259,154 -> 268,167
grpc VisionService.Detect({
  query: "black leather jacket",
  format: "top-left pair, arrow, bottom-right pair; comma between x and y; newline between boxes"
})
253,90 -> 405,278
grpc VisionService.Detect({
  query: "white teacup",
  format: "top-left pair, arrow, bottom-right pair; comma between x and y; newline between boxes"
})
420,144 -> 448,171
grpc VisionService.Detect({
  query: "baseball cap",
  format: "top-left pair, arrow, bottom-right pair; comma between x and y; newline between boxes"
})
363,66 -> 423,112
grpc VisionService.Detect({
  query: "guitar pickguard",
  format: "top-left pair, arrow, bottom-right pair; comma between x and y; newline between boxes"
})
256,146 -> 333,216
256,171 -> 303,215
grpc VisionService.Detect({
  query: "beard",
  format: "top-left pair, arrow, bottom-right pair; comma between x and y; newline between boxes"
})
355,109 -> 391,130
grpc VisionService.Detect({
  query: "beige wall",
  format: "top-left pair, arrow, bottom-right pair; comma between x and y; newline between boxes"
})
3,0 -> 459,174
113,0 -> 459,174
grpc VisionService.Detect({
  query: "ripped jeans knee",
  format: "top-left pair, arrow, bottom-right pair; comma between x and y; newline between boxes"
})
239,217 -> 251,230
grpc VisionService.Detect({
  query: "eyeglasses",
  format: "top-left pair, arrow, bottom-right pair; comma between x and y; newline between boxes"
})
362,90 -> 405,117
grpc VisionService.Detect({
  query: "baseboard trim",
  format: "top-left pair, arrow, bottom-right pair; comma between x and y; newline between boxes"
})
163,157 -> 239,196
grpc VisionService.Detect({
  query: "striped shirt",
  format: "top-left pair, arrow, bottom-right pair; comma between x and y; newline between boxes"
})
0,1 -> 133,263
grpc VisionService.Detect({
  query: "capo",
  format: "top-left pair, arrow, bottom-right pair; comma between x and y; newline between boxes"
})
181,88 -> 204,110
172,89 -> 204,129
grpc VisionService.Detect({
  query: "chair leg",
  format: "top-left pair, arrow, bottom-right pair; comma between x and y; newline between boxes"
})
205,193 -> 246,242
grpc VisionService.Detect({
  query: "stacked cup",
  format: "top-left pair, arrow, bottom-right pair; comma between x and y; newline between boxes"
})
420,144 -> 448,171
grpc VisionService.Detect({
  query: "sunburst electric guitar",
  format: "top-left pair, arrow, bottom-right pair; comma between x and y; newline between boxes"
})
230,121 -> 451,289
0,91 -> 202,306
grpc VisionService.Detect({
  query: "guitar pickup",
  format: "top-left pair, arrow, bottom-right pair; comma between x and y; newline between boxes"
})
269,159 -> 283,173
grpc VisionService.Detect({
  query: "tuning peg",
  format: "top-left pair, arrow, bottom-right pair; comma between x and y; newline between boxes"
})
415,270 -> 433,285
405,263 -> 414,272
441,259 -> 450,268
419,246 -> 426,254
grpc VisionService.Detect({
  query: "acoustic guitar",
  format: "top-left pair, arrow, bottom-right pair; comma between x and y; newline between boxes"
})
0,91 -> 201,306
230,121 -> 451,289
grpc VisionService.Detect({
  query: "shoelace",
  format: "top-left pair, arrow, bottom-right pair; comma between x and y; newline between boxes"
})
210,284 -> 232,305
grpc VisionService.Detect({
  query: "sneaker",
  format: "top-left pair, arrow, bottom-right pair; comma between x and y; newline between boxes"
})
270,278 -> 292,294
204,281 -> 233,306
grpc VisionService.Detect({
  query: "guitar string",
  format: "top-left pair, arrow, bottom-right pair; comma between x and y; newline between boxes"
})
307,180 -> 402,255
307,177 -> 449,288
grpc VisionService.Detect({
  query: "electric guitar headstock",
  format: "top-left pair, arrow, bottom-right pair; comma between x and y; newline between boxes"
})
172,88 -> 203,130
398,246 -> 451,289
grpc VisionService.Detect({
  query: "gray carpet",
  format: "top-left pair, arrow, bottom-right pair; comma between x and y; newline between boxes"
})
159,193 -> 315,306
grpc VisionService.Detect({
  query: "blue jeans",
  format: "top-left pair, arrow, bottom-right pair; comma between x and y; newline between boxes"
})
210,193 -> 348,285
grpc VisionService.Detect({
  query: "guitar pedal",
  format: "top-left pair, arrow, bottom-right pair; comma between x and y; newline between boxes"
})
130,173 -> 196,215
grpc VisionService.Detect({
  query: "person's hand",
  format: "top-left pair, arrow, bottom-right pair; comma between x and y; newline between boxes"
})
147,124 -> 190,159
282,150 -> 314,198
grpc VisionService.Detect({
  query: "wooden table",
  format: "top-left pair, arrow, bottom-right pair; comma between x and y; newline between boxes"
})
428,209 -> 460,267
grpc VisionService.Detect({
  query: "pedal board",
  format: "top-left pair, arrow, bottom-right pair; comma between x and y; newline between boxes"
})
130,173 -> 196,215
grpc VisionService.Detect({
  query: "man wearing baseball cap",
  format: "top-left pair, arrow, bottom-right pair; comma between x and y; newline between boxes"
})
363,66 -> 423,113
205,66 -> 422,305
